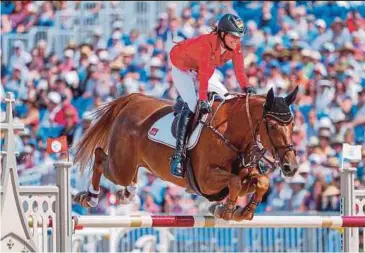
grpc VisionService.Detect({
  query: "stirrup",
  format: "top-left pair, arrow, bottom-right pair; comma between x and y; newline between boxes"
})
170,156 -> 184,177
170,154 -> 185,162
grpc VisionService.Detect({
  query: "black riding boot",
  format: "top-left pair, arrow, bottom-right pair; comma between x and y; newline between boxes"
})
170,107 -> 193,178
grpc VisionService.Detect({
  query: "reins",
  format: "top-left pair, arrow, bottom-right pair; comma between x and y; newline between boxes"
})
200,93 -> 295,171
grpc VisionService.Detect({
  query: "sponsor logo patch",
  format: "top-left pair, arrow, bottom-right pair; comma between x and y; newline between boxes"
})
236,19 -> 244,29
149,127 -> 159,136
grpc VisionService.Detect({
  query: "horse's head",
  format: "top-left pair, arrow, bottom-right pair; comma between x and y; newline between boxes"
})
258,86 -> 299,177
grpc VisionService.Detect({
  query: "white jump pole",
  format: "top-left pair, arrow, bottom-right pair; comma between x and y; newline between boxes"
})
55,161 -> 73,252
73,215 -> 365,229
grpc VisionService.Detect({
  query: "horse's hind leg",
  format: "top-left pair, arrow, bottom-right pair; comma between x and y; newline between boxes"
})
74,147 -> 108,208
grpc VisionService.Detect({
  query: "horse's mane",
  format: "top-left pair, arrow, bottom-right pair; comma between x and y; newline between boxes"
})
213,94 -> 266,109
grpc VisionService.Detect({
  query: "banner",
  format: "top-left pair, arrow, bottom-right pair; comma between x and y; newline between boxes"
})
46,136 -> 68,154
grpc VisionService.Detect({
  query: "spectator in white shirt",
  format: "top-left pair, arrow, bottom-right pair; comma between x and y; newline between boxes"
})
9,40 -> 31,72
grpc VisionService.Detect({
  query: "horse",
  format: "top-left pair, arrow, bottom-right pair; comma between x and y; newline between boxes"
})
74,87 -> 299,221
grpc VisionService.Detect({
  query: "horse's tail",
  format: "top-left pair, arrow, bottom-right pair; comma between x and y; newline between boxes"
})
74,94 -> 138,172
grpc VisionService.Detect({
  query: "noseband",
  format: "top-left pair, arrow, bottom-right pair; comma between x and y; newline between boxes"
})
200,94 -> 296,172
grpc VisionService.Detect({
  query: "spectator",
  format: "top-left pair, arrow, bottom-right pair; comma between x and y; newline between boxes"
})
143,70 -> 167,98
244,20 -> 265,46
162,71 -> 178,100
92,27 -> 107,50
39,91 -> 63,127
17,3 -> 39,33
29,47 -> 45,72
165,16 -> 187,53
124,28 -> 142,48
304,177 -> 326,210
54,93 -> 79,127
73,111 -> 93,146
154,13 -> 169,38
19,95 -> 40,126
9,1 -> 27,32
320,184 -> 341,212
284,175 -> 309,211
297,161 -> 315,190
60,107 -> 79,146
180,8 -> 195,38
9,40 -> 31,72
106,20 -> 126,48
315,79 -> 335,114
59,49 -> 75,72
305,109 -> 318,140
265,177 -> 290,212
312,19 -> 328,50
141,189 -> 162,214
108,31 -> 124,61
37,2 -> 55,27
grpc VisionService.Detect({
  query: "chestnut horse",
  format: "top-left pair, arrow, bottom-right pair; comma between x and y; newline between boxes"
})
74,87 -> 299,221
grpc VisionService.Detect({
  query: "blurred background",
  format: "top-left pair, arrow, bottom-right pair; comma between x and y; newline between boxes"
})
1,1 -> 365,252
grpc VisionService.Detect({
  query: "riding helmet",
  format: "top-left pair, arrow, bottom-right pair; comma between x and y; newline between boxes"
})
217,14 -> 246,38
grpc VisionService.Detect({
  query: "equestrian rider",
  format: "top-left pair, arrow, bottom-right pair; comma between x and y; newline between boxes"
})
169,14 -> 256,178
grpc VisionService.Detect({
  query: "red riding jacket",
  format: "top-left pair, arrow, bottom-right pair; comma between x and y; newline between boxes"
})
170,33 -> 248,100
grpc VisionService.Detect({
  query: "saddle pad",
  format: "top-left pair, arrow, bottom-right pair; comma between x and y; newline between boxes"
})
148,112 -> 207,150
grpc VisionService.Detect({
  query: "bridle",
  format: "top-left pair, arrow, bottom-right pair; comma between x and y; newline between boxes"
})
200,94 -> 296,171
258,110 -> 296,169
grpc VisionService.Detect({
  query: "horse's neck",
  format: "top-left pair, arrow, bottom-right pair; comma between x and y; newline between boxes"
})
212,96 -> 265,152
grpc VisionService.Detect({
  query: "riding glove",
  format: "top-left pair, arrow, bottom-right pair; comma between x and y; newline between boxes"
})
199,100 -> 212,114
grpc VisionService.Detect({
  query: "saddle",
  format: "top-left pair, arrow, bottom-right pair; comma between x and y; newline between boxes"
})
171,93 -> 223,138
148,93 -> 232,201
172,93 -> 235,200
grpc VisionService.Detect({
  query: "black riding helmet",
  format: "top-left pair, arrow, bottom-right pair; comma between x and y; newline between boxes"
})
218,14 -> 246,38
216,14 -> 246,50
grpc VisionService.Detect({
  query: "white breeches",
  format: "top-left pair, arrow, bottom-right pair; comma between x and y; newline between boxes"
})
171,65 -> 228,112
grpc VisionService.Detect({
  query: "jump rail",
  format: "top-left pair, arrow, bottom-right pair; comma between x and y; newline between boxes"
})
1,92 -> 364,252
74,215 -> 365,229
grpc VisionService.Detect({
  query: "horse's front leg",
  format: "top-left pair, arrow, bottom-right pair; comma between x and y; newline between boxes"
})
233,172 -> 270,221
204,167 -> 242,221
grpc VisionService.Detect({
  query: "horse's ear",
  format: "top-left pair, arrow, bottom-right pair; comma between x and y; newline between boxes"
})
265,88 -> 274,110
285,86 -> 299,106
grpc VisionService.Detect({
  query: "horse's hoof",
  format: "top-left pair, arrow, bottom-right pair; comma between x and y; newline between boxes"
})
116,187 -> 136,205
232,207 -> 254,221
242,211 -> 254,220
209,204 -> 235,220
73,191 -> 96,208
209,203 -> 224,219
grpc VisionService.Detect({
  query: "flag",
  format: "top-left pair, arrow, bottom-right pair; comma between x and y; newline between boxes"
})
342,143 -> 362,162
47,136 -> 68,154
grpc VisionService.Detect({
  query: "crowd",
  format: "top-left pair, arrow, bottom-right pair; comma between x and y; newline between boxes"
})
1,1 -> 365,216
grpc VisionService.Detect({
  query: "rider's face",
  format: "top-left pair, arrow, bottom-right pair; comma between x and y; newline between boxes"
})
224,33 -> 240,50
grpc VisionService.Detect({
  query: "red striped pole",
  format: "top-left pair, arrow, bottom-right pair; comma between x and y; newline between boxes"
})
342,216 -> 365,227
152,216 -> 195,227
73,215 -> 365,229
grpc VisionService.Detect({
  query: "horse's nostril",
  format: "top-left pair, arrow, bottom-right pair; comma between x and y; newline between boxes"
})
283,163 -> 290,172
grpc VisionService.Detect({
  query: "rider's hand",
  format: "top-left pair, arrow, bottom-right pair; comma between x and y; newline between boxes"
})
243,86 -> 257,95
199,100 -> 212,114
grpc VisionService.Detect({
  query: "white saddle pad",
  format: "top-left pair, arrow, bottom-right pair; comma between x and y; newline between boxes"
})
148,112 -> 207,150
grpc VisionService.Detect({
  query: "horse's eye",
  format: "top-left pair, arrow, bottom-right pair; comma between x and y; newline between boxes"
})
268,124 -> 276,130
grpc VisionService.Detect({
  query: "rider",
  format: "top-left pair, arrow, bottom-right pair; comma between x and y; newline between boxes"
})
169,14 -> 256,178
